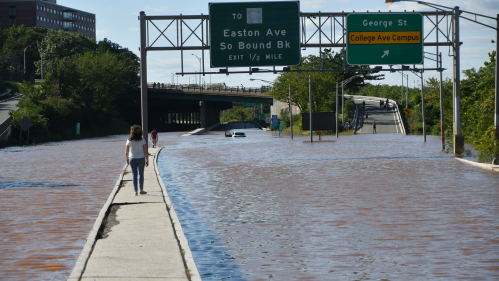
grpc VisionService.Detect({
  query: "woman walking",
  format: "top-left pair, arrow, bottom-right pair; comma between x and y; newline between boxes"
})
125,125 -> 149,196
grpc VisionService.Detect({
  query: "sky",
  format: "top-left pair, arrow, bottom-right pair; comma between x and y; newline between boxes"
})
62,0 -> 499,89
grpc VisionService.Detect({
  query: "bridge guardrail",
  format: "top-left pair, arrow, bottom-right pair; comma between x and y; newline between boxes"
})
148,83 -> 271,94
147,83 -> 270,94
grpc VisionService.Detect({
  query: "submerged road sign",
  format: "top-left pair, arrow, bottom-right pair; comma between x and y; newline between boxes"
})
346,13 -> 423,65
209,1 -> 301,68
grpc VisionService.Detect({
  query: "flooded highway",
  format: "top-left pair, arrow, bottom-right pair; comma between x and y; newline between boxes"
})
0,136 -> 126,280
1,131 -> 498,280
159,131 -> 499,280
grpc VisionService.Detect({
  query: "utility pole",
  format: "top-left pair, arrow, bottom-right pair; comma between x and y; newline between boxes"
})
23,45 -> 30,75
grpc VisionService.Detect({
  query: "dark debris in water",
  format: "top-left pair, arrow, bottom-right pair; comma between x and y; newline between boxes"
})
0,181 -> 82,189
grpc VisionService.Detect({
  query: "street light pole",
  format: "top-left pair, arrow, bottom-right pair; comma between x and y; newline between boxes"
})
192,54 -> 201,87
23,45 -> 30,75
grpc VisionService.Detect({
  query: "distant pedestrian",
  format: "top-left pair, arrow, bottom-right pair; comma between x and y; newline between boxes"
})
380,100 -> 383,108
345,122 -> 350,131
150,128 -> 158,148
126,125 -> 149,196
373,121 -> 376,134
365,112 -> 368,121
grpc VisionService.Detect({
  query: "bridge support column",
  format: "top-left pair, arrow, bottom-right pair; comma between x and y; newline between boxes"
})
200,101 -> 222,128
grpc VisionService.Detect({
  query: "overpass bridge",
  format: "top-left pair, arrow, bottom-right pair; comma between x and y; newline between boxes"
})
147,84 -> 273,131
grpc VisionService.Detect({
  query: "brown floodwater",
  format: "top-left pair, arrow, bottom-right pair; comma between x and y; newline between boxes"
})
1,131 -> 498,280
0,136 -> 128,280
158,131 -> 499,280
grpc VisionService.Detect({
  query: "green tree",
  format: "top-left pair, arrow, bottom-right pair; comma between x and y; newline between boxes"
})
271,49 -> 383,113
1,25 -> 46,74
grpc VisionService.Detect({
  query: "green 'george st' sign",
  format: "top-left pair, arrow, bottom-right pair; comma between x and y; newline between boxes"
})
209,1 -> 301,68
346,13 -> 423,65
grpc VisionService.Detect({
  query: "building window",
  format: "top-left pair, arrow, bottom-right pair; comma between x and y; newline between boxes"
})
9,6 -> 16,15
9,18 -> 16,25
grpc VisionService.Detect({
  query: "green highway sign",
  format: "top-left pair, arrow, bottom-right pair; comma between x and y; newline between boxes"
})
209,1 -> 301,68
278,121 -> 284,133
346,13 -> 423,65
243,102 -> 260,106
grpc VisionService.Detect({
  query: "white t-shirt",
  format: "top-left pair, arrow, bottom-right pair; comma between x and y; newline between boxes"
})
126,137 -> 146,159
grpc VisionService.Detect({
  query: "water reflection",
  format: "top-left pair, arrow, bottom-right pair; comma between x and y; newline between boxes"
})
158,159 -> 246,280
160,131 -> 499,280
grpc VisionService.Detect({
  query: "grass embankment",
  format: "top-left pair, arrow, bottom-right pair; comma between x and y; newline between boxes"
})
0,81 -> 22,94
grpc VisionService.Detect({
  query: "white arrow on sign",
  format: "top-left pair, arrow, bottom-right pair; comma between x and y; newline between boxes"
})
381,50 -> 389,58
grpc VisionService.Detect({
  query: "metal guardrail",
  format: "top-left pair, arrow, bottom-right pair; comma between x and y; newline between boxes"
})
393,102 -> 407,135
352,104 -> 359,134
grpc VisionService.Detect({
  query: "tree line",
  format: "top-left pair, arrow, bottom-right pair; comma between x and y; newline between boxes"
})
1,25 -> 141,144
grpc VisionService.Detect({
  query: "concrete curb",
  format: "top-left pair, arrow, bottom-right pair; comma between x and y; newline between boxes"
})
154,147 -> 201,281
181,122 -> 221,137
0,90 -> 11,98
67,163 -> 128,280
455,157 -> 499,172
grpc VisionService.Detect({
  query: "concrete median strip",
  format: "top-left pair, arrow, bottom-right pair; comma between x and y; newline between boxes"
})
455,157 -> 499,172
68,147 -> 200,281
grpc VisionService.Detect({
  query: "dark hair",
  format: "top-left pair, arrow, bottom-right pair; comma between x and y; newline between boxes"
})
128,125 -> 142,141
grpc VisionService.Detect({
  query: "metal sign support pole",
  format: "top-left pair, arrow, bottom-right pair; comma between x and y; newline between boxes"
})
309,75 -> 313,143
401,71 -> 404,104
453,6 -> 463,155
439,53 -> 445,150
421,71 -> 426,142
342,82 -> 344,129
140,11 -> 149,147
289,84 -> 293,140
495,14 -> 499,164
336,81 -> 339,138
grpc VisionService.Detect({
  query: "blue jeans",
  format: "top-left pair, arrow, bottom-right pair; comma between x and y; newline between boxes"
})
129,158 -> 145,192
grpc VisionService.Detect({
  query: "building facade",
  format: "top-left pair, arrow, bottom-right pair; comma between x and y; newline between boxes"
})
0,0 -> 95,39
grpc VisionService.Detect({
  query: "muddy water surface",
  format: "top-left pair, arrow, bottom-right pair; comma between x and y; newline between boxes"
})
159,131 -> 499,280
1,131 -> 498,280
0,136 -> 128,280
